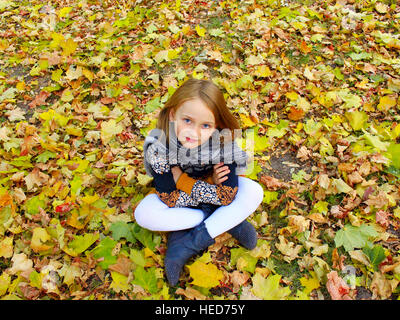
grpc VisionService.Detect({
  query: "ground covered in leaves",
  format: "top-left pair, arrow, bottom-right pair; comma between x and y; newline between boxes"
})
0,0 -> 400,300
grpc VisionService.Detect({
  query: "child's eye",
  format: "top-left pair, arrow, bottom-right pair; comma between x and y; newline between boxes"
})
183,118 -> 191,124
202,124 -> 210,129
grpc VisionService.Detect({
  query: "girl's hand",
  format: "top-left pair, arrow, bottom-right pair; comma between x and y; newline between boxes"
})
171,166 -> 183,183
212,162 -> 230,185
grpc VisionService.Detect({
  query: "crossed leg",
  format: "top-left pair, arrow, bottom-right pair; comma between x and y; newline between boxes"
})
135,176 -> 264,235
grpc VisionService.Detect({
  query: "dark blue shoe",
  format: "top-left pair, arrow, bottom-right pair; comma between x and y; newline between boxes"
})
164,222 -> 215,286
228,220 -> 257,250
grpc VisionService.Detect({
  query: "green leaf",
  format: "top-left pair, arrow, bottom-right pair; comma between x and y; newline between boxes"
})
29,270 -> 43,289
384,165 -> 400,178
36,150 -> 57,163
363,132 -> 390,152
144,96 -> 161,114
230,247 -> 258,273
70,174 -> 82,196
129,248 -> 146,267
348,51 -> 371,61
267,120 -> 289,138
109,221 -> 136,243
245,160 -> 262,180
209,28 -> 225,37
91,237 -> 118,269
333,67 -> 344,80
304,119 -> 322,136
334,224 -> 378,252
63,233 -> 99,257
385,143 -> 400,169
132,223 -> 161,251
363,244 -> 386,270
337,90 -> 362,109
109,271 -> 130,293
292,170 -> 308,183
263,190 -> 278,204
131,266 -> 158,294
24,196 -> 46,218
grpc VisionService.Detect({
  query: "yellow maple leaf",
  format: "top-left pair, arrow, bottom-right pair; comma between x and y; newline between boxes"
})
81,193 -> 100,205
109,271 -> 130,293
253,65 -> 271,78
61,38 -> 78,56
286,91 -> 299,101
101,119 -> 123,144
187,260 -> 223,288
57,6 -> 73,18
30,228 -> 52,253
299,271 -> 320,294
239,113 -> 257,128
195,25 -> 206,37
82,68 -> 94,82
377,95 -> 397,111
251,273 -> 291,300
0,236 -> 13,258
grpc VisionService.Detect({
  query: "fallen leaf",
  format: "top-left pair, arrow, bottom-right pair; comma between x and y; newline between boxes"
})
326,271 -> 352,300
251,273 -> 291,300
187,260 -> 224,288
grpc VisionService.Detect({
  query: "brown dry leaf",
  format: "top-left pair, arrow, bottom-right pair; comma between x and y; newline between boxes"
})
273,27 -> 289,40
288,215 -> 310,234
318,174 -> 330,189
338,163 -> 355,173
332,248 -> 346,270
24,167 -> 50,191
375,210 -> 390,229
209,233 -> 232,252
365,191 -> 388,209
229,270 -> 250,293
175,286 -> 207,300
40,52 -> 62,66
276,235 -> 302,262
347,171 -> 364,186
330,205 -> 348,219
296,146 -> 311,161
370,271 -> 392,299
349,250 -> 370,266
260,175 -> 286,190
108,255 -> 132,277
7,252 -> 33,275
28,91 -> 51,108
307,213 -> 329,224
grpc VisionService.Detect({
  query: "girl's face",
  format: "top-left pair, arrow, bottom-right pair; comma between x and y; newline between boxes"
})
169,98 -> 217,149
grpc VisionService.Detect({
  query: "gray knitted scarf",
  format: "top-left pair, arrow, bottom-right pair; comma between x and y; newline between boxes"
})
143,122 -> 248,177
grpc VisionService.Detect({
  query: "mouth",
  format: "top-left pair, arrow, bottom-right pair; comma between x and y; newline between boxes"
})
185,137 -> 197,143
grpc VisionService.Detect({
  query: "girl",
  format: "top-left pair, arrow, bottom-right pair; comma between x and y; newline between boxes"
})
135,78 -> 264,286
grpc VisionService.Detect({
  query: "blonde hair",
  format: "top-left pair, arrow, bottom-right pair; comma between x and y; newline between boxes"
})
156,78 -> 240,144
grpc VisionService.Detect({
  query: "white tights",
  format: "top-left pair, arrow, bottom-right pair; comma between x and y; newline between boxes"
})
134,177 -> 264,238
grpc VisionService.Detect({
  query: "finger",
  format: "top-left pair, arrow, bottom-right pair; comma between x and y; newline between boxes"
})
215,165 -> 229,174
217,171 -> 230,179
213,162 -> 224,169
218,168 -> 230,176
